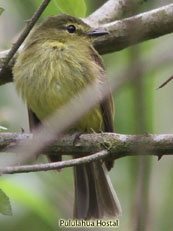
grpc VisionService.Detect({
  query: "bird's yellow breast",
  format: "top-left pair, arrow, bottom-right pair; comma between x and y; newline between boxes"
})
13,40 -> 104,132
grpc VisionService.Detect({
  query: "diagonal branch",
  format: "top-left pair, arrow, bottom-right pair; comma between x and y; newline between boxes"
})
85,0 -> 146,26
94,3 -> 173,53
0,0 -> 51,78
1,3 -> 173,85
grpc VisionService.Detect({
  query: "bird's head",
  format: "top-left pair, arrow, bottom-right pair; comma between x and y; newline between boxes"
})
26,14 -> 109,46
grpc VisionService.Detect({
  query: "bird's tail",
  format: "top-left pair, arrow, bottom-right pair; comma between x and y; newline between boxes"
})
73,161 -> 122,219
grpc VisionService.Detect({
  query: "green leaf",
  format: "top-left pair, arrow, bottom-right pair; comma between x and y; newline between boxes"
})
0,179 -> 57,227
0,126 -> 8,132
0,188 -> 12,216
0,7 -> 4,15
32,0 -> 61,19
54,0 -> 86,17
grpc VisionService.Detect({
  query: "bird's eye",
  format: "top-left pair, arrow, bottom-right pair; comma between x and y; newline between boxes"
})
67,25 -> 76,33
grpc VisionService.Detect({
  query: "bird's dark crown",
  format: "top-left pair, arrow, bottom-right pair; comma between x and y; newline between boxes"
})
39,14 -> 91,36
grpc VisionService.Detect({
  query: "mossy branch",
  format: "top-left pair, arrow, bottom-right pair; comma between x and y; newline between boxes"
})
0,132 -> 172,174
1,132 -> 173,157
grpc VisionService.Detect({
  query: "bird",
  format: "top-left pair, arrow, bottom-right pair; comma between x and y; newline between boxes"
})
13,14 -> 122,219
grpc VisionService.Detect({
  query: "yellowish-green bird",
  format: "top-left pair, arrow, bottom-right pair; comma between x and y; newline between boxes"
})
13,14 -> 121,219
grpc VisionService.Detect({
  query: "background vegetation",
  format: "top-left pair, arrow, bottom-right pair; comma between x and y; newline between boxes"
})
0,0 -> 173,230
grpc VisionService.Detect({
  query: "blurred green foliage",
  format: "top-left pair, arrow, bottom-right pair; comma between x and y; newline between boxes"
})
53,0 -> 86,17
0,0 -> 173,231
0,7 -> 4,15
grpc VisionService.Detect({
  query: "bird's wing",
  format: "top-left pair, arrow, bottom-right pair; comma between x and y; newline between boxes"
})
90,47 -> 115,170
28,108 -> 41,132
28,108 -> 62,162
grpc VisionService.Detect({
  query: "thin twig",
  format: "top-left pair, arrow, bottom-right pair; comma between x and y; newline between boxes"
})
0,0 -> 51,77
0,150 -> 109,174
157,76 -> 173,89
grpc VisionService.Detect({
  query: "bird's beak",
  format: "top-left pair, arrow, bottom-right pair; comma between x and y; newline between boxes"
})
87,29 -> 109,37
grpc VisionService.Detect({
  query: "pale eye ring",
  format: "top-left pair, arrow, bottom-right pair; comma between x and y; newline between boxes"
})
67,25 -> 76,33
